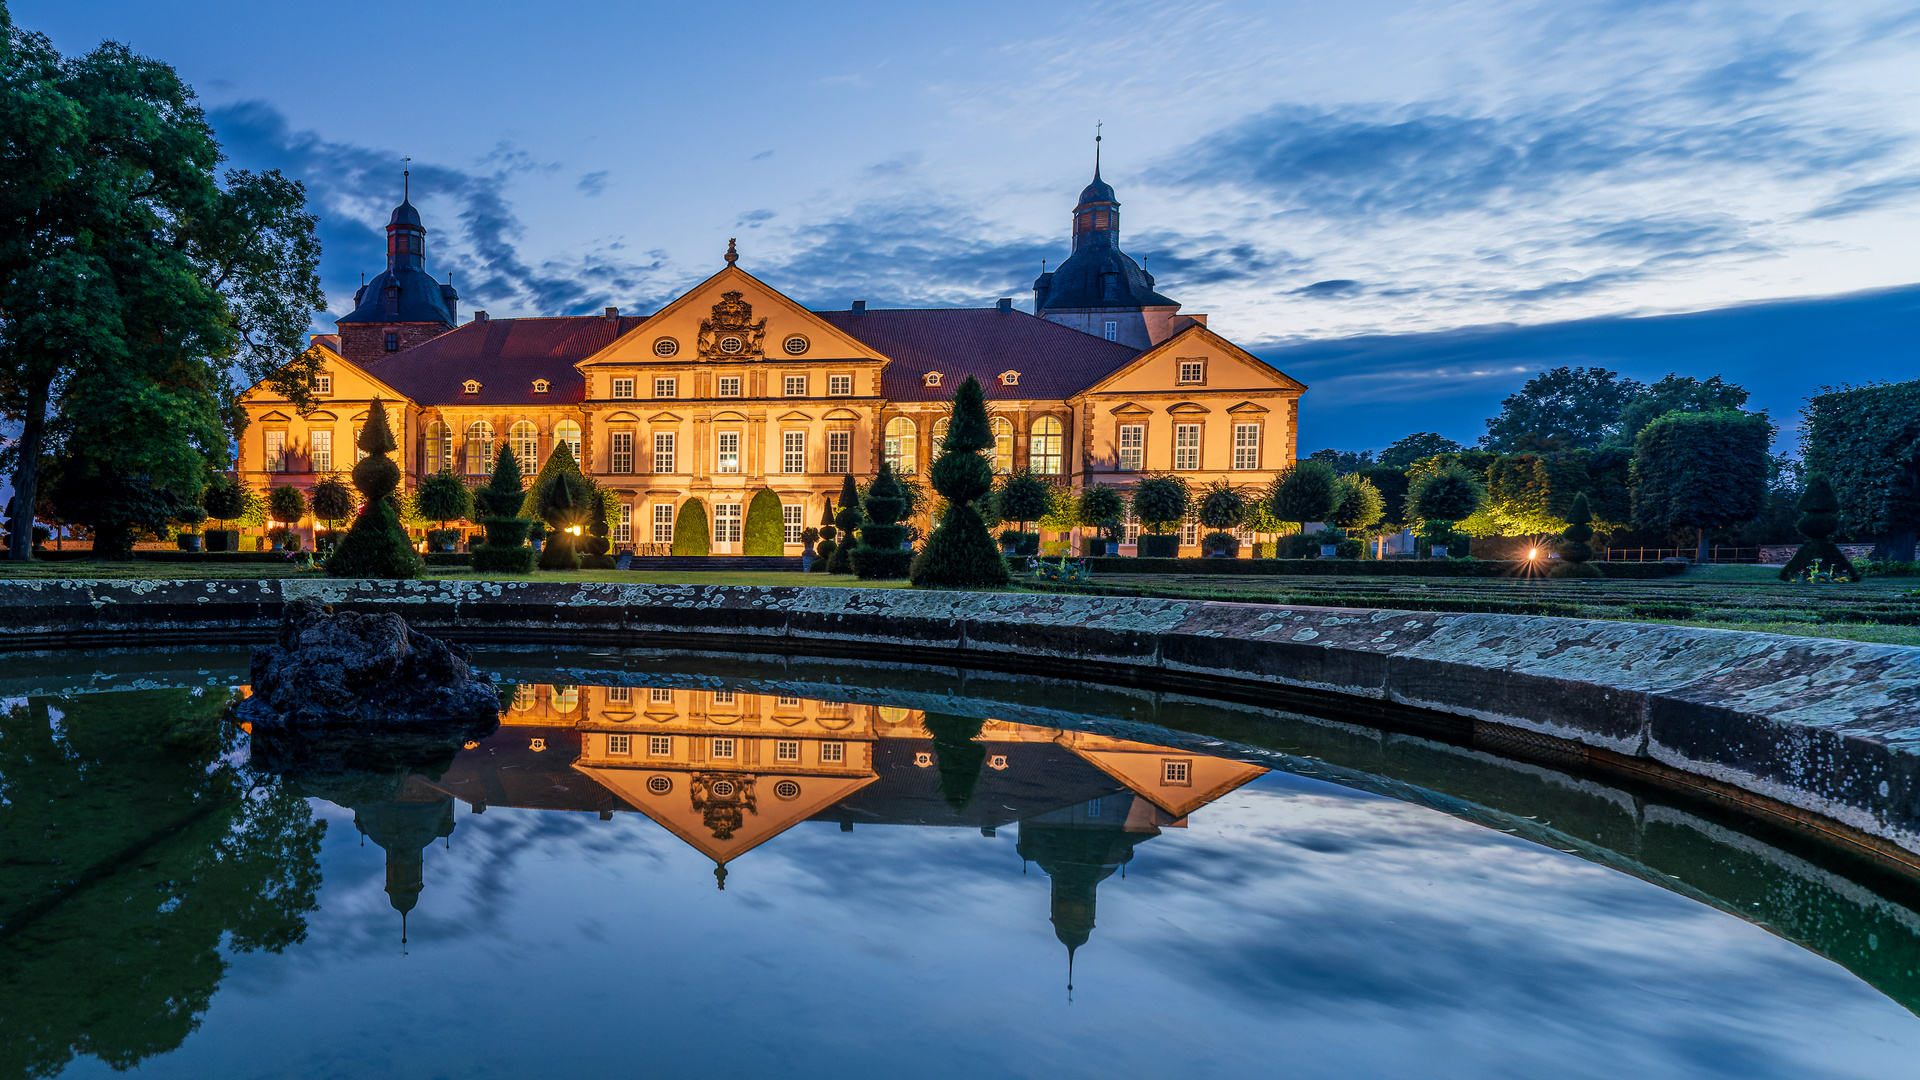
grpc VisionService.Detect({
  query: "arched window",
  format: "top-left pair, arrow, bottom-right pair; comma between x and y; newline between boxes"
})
464,421 -> 495,475
990,417 -> 1014,475
931,416 -> 951,451
551,685 -> 579,713
884,417 -> 917,475
510,421 -> 539,476
426,422 -> 452,474
554,420 -> 582,465
1031,416 -> 1063,475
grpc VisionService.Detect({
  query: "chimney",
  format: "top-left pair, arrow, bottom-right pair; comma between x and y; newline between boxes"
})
851,300 -> 866,314
473,311 -> 488,323
605,306 -> 618,320
995,297 -> 1013,314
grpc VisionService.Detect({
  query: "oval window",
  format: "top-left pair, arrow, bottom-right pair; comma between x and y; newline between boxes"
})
783,335 -> 809,355
773,780 -> 801,800
718,335 -> 744,355
646,775 -> 673,795
653,337 -> 679,357
711,779 -> 737,798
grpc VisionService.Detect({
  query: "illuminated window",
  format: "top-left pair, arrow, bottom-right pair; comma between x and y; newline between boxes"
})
652,502 -> 674,543
714,503 -> 742,543
510,421 -> 539,475
423,422 -> 448,474
932,416 -> 950,448
1118,424 -> 1144,471
315,374 -> 332,396
776,696 -> 802,707
264,431 -> 286,473
713,691 -> 735,705
828,374 -> 852,396
1030,416 -> 1062,475
1174,423 -> 1201,471
608,734 -> 631,755
649,687 -> 673,704
1181,519 -> 1199,547
1122,507 -> 1140,544
532,379 -> 551,393
311,429 -> 332,473
820,742 -> 845,764
1000,370 -> 1020,386
718,376 -> 741,397
652,431 -> 675,474
464,421 -> 494,474
989,754 -> 1009,770
512,684 -> 535,711
648,735 -> 672,756
784,375 -> 808,396
554,420 -> 582,464
914,752 -> 932,767
530,738 -> 547,752
616,503 -> 632,544
1233,423 -> 1260,470
1178,360 -> 1205,384
923,371 -> 941,387
716,431 -> 740,474
783,504 -> 803,545
827,430 -> 851,474
990,417 -> 1014,474
462,379 -> 481,394
783,431 -> 805,474
711,737 -> 735,760
611,431 -> 634,474
654,377 -> 676,398
552,685 -> 578,712
1162,759 -> 1192,786
884,417 -> 916,474
611,377 -> 635,399
775,739 -> 800,762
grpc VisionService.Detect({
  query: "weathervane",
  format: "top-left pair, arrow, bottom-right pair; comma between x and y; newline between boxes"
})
403,156 -> 411,199
1095,121 -> 1102,173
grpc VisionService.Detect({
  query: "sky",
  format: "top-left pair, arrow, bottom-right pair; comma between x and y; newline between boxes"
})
14,0 -> 1920,453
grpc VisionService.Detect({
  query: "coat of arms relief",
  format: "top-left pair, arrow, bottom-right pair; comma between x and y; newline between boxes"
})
698,292 -> 768,361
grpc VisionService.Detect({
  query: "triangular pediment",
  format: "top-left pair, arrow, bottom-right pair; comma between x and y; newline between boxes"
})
1068,746 -> 1268,819
1110,401 -> 1152,416
777,410 -> 814,422
578,264 -> 890,370
647,411 -> 684,423
577,765 -> 878,866
1082,324 -> 1306,396
1226,400 -> 1270,414
259,410 -> 293,422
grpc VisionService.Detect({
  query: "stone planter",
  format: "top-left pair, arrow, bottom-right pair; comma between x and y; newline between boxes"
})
177,534 -> 203,552
1320,544 -> 1338,558
1135,534 -> 1179,559
205,529 -> 240,552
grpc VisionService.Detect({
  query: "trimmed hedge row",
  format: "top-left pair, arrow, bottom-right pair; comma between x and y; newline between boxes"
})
1080,557 -> 1687,579
1027,579 -> 1587,617
20,550 -> 298,564
425,553 -> 475,567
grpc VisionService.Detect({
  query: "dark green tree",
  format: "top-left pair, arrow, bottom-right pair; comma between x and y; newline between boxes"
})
469,444 -> 534,574
1607,374 -> 1750,448
1078,483 -> 1125,548
1801,379 -> 1920,562
743,488 -> 785,556
325,400 -> 422,578
1481,367 -> 1644,451
1129,474 -> 1189,558
308,475 -> 353,546
1198,481 -> 1248,532
1407,464 -> 1486,554
912,375 -> 1009,587
1630,409 -> 1771,563
1270,460 -> 1342,535
267,484 -> 306,528
851,462 -> 913,579
923,714 -> 988,811
45,462 -> 199,558
1328,474 -> 1386,534
1552,492 -> 1602,577
1379,432 -> 1463,469
673,497 -> 710,556
1358,466 -> 1411,531
416,469 -> 472,531
829,473 -> 862,574
1308,448 -> 1375,472
997,470 -> 1052,534
535,467 -> 592,571
1780,475 -> 1859,582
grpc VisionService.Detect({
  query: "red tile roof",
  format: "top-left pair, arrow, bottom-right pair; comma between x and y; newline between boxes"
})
814,308 -> 1140,402
361,315 -> 648,406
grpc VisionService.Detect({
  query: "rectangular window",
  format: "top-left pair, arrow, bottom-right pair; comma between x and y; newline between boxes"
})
784,375 -> 808,397
713,690 -> 735,705
711,737 -> 735,760
1123,508 -> 1141,544
776,695 -> 802,707
384,331 -> 399,352
1181,519 -> 1199,547
783,504 -> 804,545
648,735 -> 672,757
353,426 -> 367,464
608,734 -> 631,755
616,503 -> 632,544
654,377 -> 676,399
1103,320 -> 1118,341
652,503 -> 674,543
783,431 -> 805,474
1174,423 -> 1201,471
715,503 -> 742,544
827,431 -> 851,474
775,739 -> 800,762
607,686 -> 631,703
1118,424 -> 1144,471
717,376 -> 741,398
611,377 -> 635,399
820,741 -> 845,764
1233,423 -> 1260,470
648,687 -> 673,704
1178,360 -> 1205,384
611,431 -> 634,474
315,374 -> 332,396
828,374 -> 852,396
653,431 -> 676,474
716,431 -> 740,474
1087,798 -> 1103,817
311,429 -> 332,473
1163,758 -> 1192,785
265,431 -> 286,473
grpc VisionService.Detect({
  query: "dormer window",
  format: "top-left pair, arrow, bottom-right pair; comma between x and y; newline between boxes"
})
462,380 -> 481,394
923,371 -> 942,387
532,379 -> 550,393
999,370 -> 1020,386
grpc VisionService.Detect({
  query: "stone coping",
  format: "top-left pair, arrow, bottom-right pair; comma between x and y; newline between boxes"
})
3,578 -> 1917,871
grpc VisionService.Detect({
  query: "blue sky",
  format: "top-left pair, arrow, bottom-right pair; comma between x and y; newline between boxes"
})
17,0 -> 1920,453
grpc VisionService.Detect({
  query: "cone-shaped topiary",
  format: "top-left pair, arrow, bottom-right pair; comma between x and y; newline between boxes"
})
1550,492 -> 1602,577
744,488 -> 785,556
1780,475 -> 1859,581
673,497 -> 710,556
470,443 -> 534,574
536,467 -> 593,570
326,400 -> 424,578
828,473 -> 861,574
817,496 -> 836,542
524,439 -> 584,525
912,375 -> 1008,587
852,461 -> 913,579
924,713 -> 987,810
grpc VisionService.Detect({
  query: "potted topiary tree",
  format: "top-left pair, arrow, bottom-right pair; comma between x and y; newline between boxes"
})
1197,481 -> 1247,557
1408,465 -> 1485,559
174,505 -> 208,551
912,375 -> 1010,588
1269,461 -> 1343,539
1078,483 -> 1125,556
308,475 -> 354,558
1130,475 -> 1189,558
267,485 -> 307,550
829,473 -> 862,574
1328,474 -> 1385,558
743,488 -> 785,557
470,444 -> 536,574
416,468 -> 473,553
996,471 -> 1050,556
202,474 -> 247,552
814,497 -> 836,573
325,400 -> 423,578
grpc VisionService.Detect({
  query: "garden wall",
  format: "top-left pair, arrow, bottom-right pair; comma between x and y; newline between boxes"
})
1080,556 -> 1686,578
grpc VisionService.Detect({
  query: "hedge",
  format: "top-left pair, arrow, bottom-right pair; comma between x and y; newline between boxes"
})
20,550 -> 300,564
425,552 -> 474,567
1078,557 -> 1686,579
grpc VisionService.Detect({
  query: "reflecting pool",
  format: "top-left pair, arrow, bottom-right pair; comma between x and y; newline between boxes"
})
5,646 -> 1920,1079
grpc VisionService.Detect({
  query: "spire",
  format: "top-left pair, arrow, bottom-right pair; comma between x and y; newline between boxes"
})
1094,120 -> 1102,180
403,157 -> 410,201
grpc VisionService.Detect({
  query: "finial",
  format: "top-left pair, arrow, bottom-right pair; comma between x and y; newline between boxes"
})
715,864 -> 728,890
724,238 -> 738,266
1067,946 -> 1076,1002
1094,121 -> 1102,177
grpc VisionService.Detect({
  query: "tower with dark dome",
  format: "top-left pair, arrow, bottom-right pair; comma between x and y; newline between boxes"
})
1031,151 -> 1182,349
336,174 -> 460,365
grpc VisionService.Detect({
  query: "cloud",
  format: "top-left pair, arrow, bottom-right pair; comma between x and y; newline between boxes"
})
1294,279 -> 1363,299
576,171 -> 609,197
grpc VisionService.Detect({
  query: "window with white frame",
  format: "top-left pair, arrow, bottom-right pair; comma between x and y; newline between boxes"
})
1123,507 -> 1140,544
827,430 -> 851,474
616,503 -> 632,544
314,374 -> 332,396
1118,424 -> 1144,471
555,420 -> 581,463
264,431 -> 286,473
426,422 -> 451,474
649,687 -> 673,704
828,374 -> 852,396
820,741 -> 845,764
352,425 -> 366,464
1031,417 -> 1062,475
648,734 -> 672,756
607,686 -> 631,703
611,431 -> 634,474
1174,423 -> 1201,471
1181,519 -> 1199,547
714,502 -> 742,543
1104,319 -> 1119,341
311,429 -> 332,472
713,691 -> 735,706
717,376 -> 741,398
652,503 -> 674,543
716,431 -> 740,474
784,375 -> 807,397
1178,360 -> 1205,384
777,695 -> 802,707
653,431 -> 676,473
776,739 -> 800,762
510,421 -> 539,475
654,377 -> 677,399
884,417 -> 916,475
1163,758 -> 1192,785
783,504 -> 804,545
1233,423 -> 1260,470
612,377 -> 635,399
783,431 -> 805,474
608,734 -> 631,755
990,417 -> 1014,474
711,737 -> 735,760
465,421 -> 494,475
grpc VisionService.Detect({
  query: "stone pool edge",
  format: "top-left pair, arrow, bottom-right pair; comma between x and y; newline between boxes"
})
5,578 -> 1917,874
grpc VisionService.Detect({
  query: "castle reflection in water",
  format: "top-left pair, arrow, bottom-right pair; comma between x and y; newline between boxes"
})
334,683 -> 1267,964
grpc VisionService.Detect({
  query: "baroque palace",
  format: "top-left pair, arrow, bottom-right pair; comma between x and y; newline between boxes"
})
237,168 -> 1306,553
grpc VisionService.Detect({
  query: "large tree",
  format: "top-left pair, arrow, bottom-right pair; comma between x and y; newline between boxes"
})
0,13 -> 321,560
1481,367 -> 1645,451
1630,409 -> 1772,563
1801,379 -> 1920,562
1606,374 -> 1749,449
1379,432 -> 1463,469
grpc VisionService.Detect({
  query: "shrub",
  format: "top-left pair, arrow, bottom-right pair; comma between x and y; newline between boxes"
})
535,467 -> 593,571
326,400 -> 422,579
1781,475 -> 1860,582
268,484 -> 307,528
416,469 -> 473,530
853,462 -> 914,579
1136,534 -> 1179,558
1549,492 -> 1603,578
812,538 -> 837,571
1078,484 -> 1125,539
1197,481 -> 1248,531
472,544 -> 536,574
1408,465 -> 1486,525
310,475 -> 355,535
1131,474 -> 1189,534
744,488 -> 785,556
829,473 -> 861,574
1270,461 -> 1341,533
915,375 -> 1007,587
673,498 -> 711,556
1335,538 -> 1363,559
1202,530 -> 1239,556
